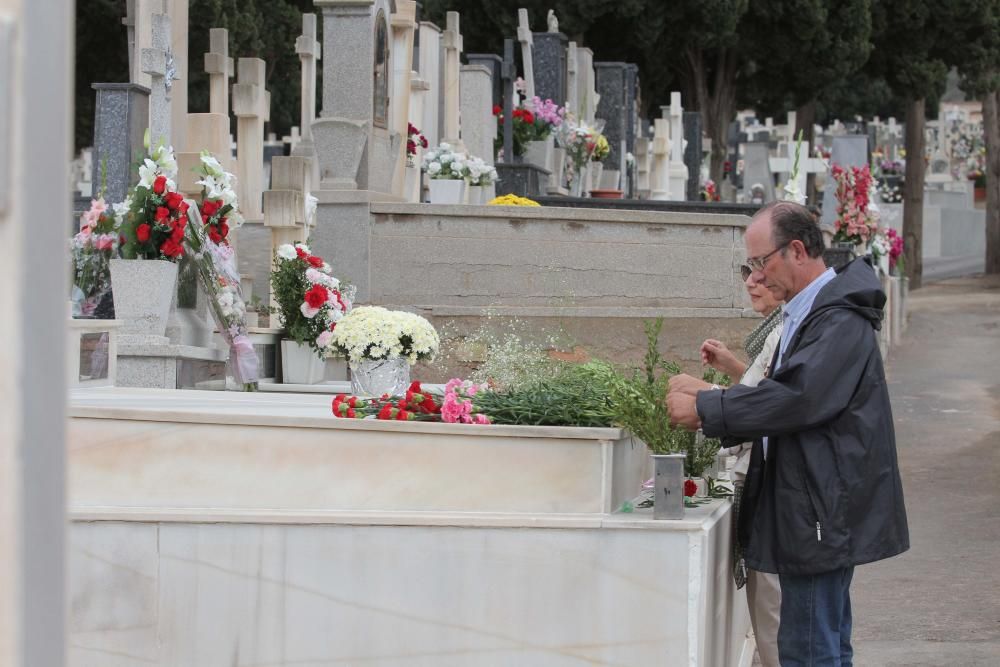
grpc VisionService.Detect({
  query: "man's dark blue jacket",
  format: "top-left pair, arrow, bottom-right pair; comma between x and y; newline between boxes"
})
697,258 -> 910,575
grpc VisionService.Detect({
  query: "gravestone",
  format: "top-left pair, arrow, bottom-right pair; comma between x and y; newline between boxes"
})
291,14 -> 320,163
204,28 -> 233,116
388,1 -> 418,197
683,111 -> 702,201
418,21 -> 442,149
624,64 -> 639,196
742,141 -> 776,204
820,134 -> 868,226
516,8 -> 535,100
233,58 -> 270,223
566,41 -> 578,117
595,62 -> 627,180
441,11 -> 463,149
90,83 -> 150,205
532,31 -> 567,105
576,46 -> 597,123
141,11 -> 174,148
460,64 -> 495,164
665,93 -> 688,200
649,118 -> 670,200
467,53 -> 503,108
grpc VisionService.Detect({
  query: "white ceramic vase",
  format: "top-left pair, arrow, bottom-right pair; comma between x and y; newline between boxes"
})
428,178 -> 467,204
281,339 -> 326,385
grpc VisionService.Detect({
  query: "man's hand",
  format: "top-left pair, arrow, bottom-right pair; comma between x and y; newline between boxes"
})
667,391 -> 702,431
668,373 -> 713,397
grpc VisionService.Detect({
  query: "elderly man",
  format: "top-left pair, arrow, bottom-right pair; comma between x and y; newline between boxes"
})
668,202 -> 909,666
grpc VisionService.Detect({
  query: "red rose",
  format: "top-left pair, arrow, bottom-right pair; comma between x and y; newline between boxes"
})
295,246 -> 309,259
201,199 -> 220,218
155,206 -> 170,222
136,223 -> 151,242
153,175 -> 167,194
522,110 -> 535,124
178,201 -> 189,216
420,136 -> 428,148
684,479 -> 698,497
171,224 -> 185,242
512,108 -> 523,119
307,255 -> 324,268
407,139 -> 417,154
208,228 -> 222,244
492,105 -> 501,116
304,284 -> 328,309
164,191 -> 184,210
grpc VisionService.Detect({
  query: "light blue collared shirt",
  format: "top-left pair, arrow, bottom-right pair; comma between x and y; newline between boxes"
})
764,267 -> 836,458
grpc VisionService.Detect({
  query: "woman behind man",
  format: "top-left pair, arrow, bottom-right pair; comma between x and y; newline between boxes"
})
700,263 -> 783,667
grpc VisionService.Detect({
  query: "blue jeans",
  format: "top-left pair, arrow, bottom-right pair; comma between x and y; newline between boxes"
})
777,567 -> 854,666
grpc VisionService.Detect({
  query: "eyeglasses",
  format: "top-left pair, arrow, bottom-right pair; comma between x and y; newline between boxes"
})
745,242 -> 790,273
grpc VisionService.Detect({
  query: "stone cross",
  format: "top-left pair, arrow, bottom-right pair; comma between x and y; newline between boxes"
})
390,1 -> 418,197
122,0 -> 136,77
516,8 -> 535,100
650,118 -> 670,200
204,28 -> 233,116
141,11 -> 175,148
292,13 -> 320,156
441,11 -> 463,147
232,58 -> 270,223
502,39 -> 515,164
566,41 -> 578,116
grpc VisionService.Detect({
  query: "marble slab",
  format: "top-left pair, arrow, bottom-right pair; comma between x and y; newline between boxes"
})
69,387 -> 647,515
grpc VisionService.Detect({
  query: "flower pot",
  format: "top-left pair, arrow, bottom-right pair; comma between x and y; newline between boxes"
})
404,164 -> 421,203
109,258 -> 178,340
523,136 -> 554,171
651,454 -> 686,520
974,186 -> 986,202
350,356 -> 410,397
428,178 -> 467,204
589,188 -> 623,199
467,185 -> 485,205
281,339 -> 326,385
589,162 -> 604,194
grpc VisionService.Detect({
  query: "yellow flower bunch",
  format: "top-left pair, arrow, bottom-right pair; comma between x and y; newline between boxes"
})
487,194 -> 541,206
591,134 -> 610,161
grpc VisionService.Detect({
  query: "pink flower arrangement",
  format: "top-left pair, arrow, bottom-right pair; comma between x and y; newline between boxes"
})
886,227 -> 904,271
831,163 -> 878,246
527,96 -> 566,134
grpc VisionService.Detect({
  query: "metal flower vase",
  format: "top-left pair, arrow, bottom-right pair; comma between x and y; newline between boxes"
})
351,356 -> 410,397
651,453 -> 686,519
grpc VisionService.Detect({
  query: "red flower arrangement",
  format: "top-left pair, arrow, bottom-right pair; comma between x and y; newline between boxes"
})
831,163 -> 878,246
199,198 -> 231,245
406,122 -> 429,165
120,173 -> 189,261
684,479 -> 698,497
332,381 -> 442,421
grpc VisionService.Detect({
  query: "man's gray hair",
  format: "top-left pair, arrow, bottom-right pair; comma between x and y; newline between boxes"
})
754,201 -> 825,258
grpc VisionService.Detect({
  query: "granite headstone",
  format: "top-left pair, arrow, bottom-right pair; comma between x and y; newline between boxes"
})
595,62 -> 627,173
467,53 -> 503,108
532,31 -> 568,105
90,83 -> 150,205
683,111 -> 702,201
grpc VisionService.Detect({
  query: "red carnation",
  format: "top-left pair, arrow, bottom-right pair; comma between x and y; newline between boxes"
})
492,104 -> 501,116
396,409 -> 411,421
152,175 -> 167,194
136,223 -> 151,243
408,381 -> 422,393
164,191 -> 184,210
522,110 -> 535,124
684,479 -> 698,497
307,255 -> 324,269
295,246 -> 309,259
155,206 -> 170,222
304,284 -> 328,309
377,404 -> 395,420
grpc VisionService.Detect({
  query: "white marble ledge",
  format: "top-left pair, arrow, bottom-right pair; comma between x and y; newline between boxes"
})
69,386 -> 625,441
69,500 -> 729,531
116,342 -> 227,361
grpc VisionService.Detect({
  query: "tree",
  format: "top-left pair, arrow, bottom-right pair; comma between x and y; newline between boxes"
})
957,3 -> 1000,274
866,0 -> 992,289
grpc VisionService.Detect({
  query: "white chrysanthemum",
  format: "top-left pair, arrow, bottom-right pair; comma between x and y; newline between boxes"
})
276,244 -> 297,261
427,162 -> 442,175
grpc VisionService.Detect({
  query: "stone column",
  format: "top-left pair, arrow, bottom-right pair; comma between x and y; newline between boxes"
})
389,1 -> 417,198
90,83 -> 151,203
1,3 -> 71,665
441,11 -> 463,149
566,41 -> 578,116
232,57 -> 270,222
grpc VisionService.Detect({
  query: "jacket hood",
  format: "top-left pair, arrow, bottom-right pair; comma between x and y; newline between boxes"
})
810,257 -> 886,329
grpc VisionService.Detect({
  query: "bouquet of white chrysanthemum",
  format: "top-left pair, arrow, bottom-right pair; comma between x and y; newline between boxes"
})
330,306 -> 439,367
422,143 -> 468,180
464,155 -> 498,186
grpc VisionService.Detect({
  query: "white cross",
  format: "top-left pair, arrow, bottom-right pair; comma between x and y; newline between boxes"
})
516,8 -> 535,100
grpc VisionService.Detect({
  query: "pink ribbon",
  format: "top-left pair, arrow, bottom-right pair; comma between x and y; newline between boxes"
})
231,334 -> 259,385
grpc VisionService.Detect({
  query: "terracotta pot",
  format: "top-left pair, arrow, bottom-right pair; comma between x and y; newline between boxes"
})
589,188 -> 624,199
